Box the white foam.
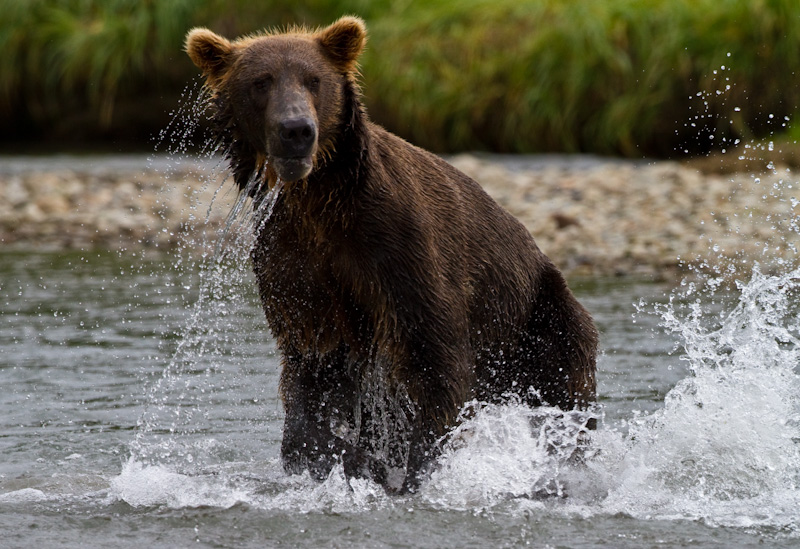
[110,458,250,509]
[421,403,595,509]
[0,488,48,503]
[593,265,800,531]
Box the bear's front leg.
[347,205,475,492]
[395,332,474,493]
[279,346,365,480]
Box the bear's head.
[185,17,367,184]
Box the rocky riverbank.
[0,156,235,253]
[1,154,797,277]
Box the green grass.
[2,0,800,155]
[361,0,800,155]
[1,1,194,123]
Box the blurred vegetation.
[2,0,800,156]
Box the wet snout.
[265,74,320,182]
[278,117,317,158]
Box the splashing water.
[594,264,800,532]
[214,174,284,260]
[129,171,285,471]
[421,403,597,508]
[128,80,287,474]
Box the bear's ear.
[185,28,235,87]
[315,16,367,73]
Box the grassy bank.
[2,0,799,156]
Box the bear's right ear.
[185,28,235,87]
[315,16,367,73]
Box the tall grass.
[2,0,800,155]
[0,0,197,128]
[362,0,800,155]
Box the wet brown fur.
[185,16,598,493]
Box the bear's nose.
[278,117,317,157]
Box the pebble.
[0,154,798,277]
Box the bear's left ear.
[315,16,367,73]
[185,27,236,88]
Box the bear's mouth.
[273,156,314,182]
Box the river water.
[1,226,799,547]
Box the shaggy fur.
[186,16,598,493]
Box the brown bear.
[185,16,597,493]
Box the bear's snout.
[278,117,317,158]
[271,116,318,181]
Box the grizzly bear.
[185,16,597,493]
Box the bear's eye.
[253,76,273,92]
[306,76,321,93]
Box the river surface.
[1,242,798,547]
